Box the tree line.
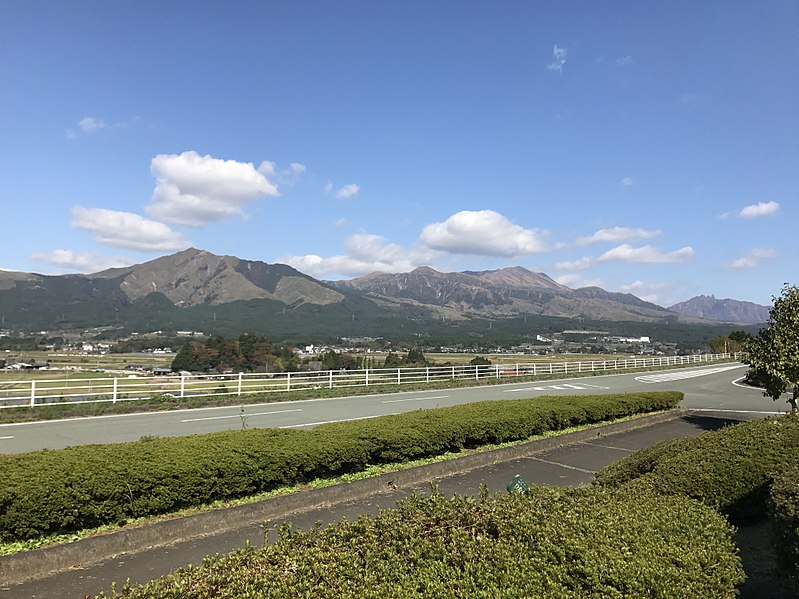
[171,334,300,373]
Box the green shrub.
[0,391,681,542]
[770,465,799,580]
[101,486,743,599]
[595,414,799,522]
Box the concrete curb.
[0,409,683,586]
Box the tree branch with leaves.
[744,284,799,412]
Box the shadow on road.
[680,413,745,432]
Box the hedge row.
[0,391,682,542]
[594,414,799,522]
[770,465,799,579]
[100,486,743,599]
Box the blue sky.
[1,1,796,307]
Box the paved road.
[0,362,782,454]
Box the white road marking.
[0,435,13,440]
[528,456,595,474]
[382,395,449,404]
[505,383,610,393]
[280,413,402,429]
[635,364,743,383]
[181,409,302,423]
[689,408,785,415]
[579,441,635,453]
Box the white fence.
[0,353,736,409]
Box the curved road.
[0,363,783,454]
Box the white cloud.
[324,182,361,199]
[71,206,191,252]
[548,44,567,73]
[576,226,661,246]
[554,274,605,289]
[282,233,436,278]
[555,257,596,271]
[739,201,780,218]
[337,183,360,199]
[260,161,306,186]
[599,244,694,263]
[556,244,694,271]
[616,280,671,304]
[67,115,142,138]
[420,210,548,257]
[728,247,779,269]
[616,56,634,67]
[621,177,634,187]
[79,116,106,133]
[30,249,134,273]
[145,151,279,226]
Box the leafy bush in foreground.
[770,465,799,580]
[0,391,681,542]
[101,486,743,599]
[594,414,799,522]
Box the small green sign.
[506,474,529,495]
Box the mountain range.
[667,295,771,324]
[0,249,768,342]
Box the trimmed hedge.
[0,391,681,542]
[770,465,799,579]
[100,486,743,599]
[594,414,799,522]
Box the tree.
[744,284,799,412]
[469,356,492,366]
[383,351,402,368]
[171,343,199,372]
[404,348,428,367]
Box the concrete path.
[0,411,749,598]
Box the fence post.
[238,372,243,396]
[287,372,291,391]
[180,374,186,398]
[549,362,553,374]
[426,367,430,383]
[516,363,519,376]
[475,365,479,380]
[30,379,36,408]
[452,366,456,379]
[329,369,334,389]
[365,368,369,386]
[495,365,500,379]
[398,368,401,385]
[113,377,118,403]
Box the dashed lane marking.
[181,409,302,423]
[382,395,449,404]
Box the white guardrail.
[0,353,736,409]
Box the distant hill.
[668,295,770,324]
[0,249,732,343]
[333,265,678,322]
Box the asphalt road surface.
[0,362,783,454]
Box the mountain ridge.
[667,294,770,324]
[0,249,748,337]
